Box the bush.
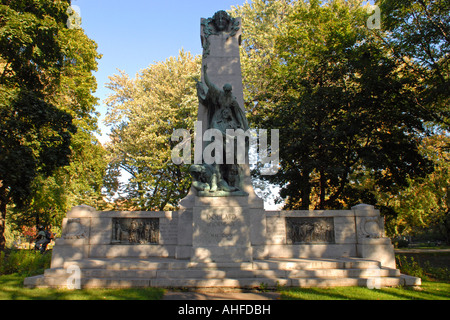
[423,262,450,282]
[396,254,450,281]
[0,249,51,276]
[396,255,428,279]
[393,239,410,248]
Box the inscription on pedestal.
[286,217,335,244]
[192,204,252,262]
[159,217,178,244]
[193,207,250,246]
[266,217,286,244]
[195,210,243,245]
[111,218,159,244]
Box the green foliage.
[0,249,51,276]
[0,0,104,246]
[7,133,107,231]
[234,0,435,210]
[383,135,450,239]
[396,255,450,282]
[0,89,76,205]
[0,0,68,91]
[396,255,428,279]
[105,50,201,211]
[377,0,450,128]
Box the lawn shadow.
[0,274,164,300]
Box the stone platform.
[23,197,421,289]
[24,256,419,289]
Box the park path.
[395,248,450,253]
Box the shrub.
[394,239,410,248]
[0,249,51,276]
[396,255,428,280]
[423,261,450,282]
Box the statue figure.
[212,10,230,32]
[128,219,139,244]
[191,64,249,196]
[189,163,235,192]
[200,10,240,58]
[198,64,249,134]
[190,10,248,197]
[113,220,122,242]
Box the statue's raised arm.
[203,64,219,94]
[196,64,220,106]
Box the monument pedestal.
[24,203,422,289]
[191,196,252,262]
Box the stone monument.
[24,10,419,289]
[179,10,262,264]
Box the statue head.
[212,10,231,32]
[222,108,231,119]
[223,83,232,94]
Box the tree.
[104,50,201,211]
[234,0,435,210]
[0,91,75,246]
[377,135,450,241]
[377,0,450,129]
[230,0,296,112]
[10,3,106,231]
[8,131,107,232]
[0,0,103,249]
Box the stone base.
[24,256,419,289]
[191,196,252,262]
[24,202,416,289]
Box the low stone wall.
[252,205,395,268]
[50,202,396,269]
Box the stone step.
[62,258,252,270]
[45,267,399,279]
[61,257,381,271]
[25,257,417,289]
[25,275,407,289]
[252,258,380,270]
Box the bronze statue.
[191,64,249,196]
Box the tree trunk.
[0,215,6,251]
[0,186,7,251]
[300,170,312,210]
[318,168,326,210]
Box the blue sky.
[72,0,250,142]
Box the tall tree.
[230,0,296,113]
[105,50,201,211]
[377,0,449,129]
[234,0,435,210]
[371,134,450,241]
[0,0,102,248]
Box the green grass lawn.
[0,273,448,300]
[279,281,450,300]
[0,274,164,300]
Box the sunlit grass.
[279,281,450,300]
[1,274,448,300]
[0,274,164,300]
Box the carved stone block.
[63,218,87,239]
[111,218,159,245]
[286,217,335,244]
